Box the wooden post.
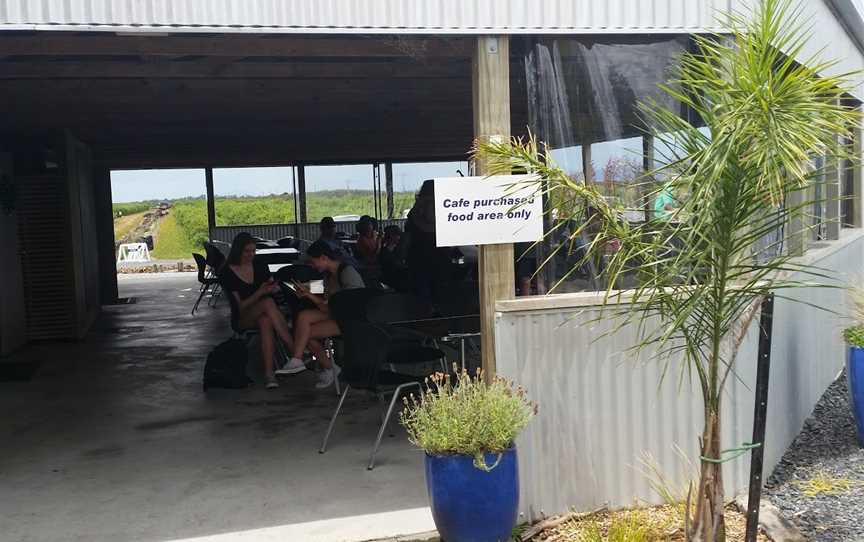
[385,162,394,219]
[473,35,514,379]
[204,167,216,240]
[94,165,119,304]
[297,164,307,224]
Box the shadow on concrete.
[0,273,430,542]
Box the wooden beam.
[0,58,471,80]
[473,36,513,381]
[1,102,473,121]
[93,164,118,304]
[95,144,469,170]
[0,77,473,96]
[0,35,472,58]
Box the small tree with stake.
[476,1,859,540]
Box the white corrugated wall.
[0,0,744,33]
[495,232,864,520]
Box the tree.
[476,1,859,540]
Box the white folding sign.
[117,243,151,264]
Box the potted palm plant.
[844,286,864,446]
[401,369,537,542]
[476,1,859,539]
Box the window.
[842,98,861,228]
[212,167,296,226]
[519,35,688,289]
[390,161,469,218]
[109,168,208,259]
[303,164,376,223]
[842,133,857,228]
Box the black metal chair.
[192,253,220,315]
[275,263,323,284]
[277,236,300,249]
[203,242,226,273]
[203,242,227,306]
[319,292,445,470]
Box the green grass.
[152,212,199,260]
[118,191,418,261]
[113,202,153,218]
[113,211,147,242]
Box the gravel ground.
[764,373,864,541]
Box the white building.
[0,0,862,536]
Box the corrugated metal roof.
[0,0,742,34]
[0,2,861,95]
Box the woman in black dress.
[221,233,297,389]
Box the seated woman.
[277,240,365,389]
[354,215,381,272]
[221,233,303,390]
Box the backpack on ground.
[203,338,251,391]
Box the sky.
[110,130,708,203]
[110,162,469,203]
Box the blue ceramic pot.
[848,346,864,446]
[424,448,519,542]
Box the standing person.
[220,233,299,390]
[515,242,537,296]
[653,184,677,221]
[380,225,410,291]
[406,180,451,301]
[277,240,365,389]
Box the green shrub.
[113,202,152,217]
[400,369,537,470]
[844,326,864,348]
[113,192,421,257]
[173,200,209,249]
[845,285,864,348]
[577,514,650,542]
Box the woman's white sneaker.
[315,365,341,389]
[275,358,307,375]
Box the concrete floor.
[0,273,433,542]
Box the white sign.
[434,175,543,247]
[117,243,151,264]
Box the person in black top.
[277,240,365,389]
[379,224,410,291]
[406,180,452,301]
[221,233,297,389]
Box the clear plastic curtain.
[520,36,687,290]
